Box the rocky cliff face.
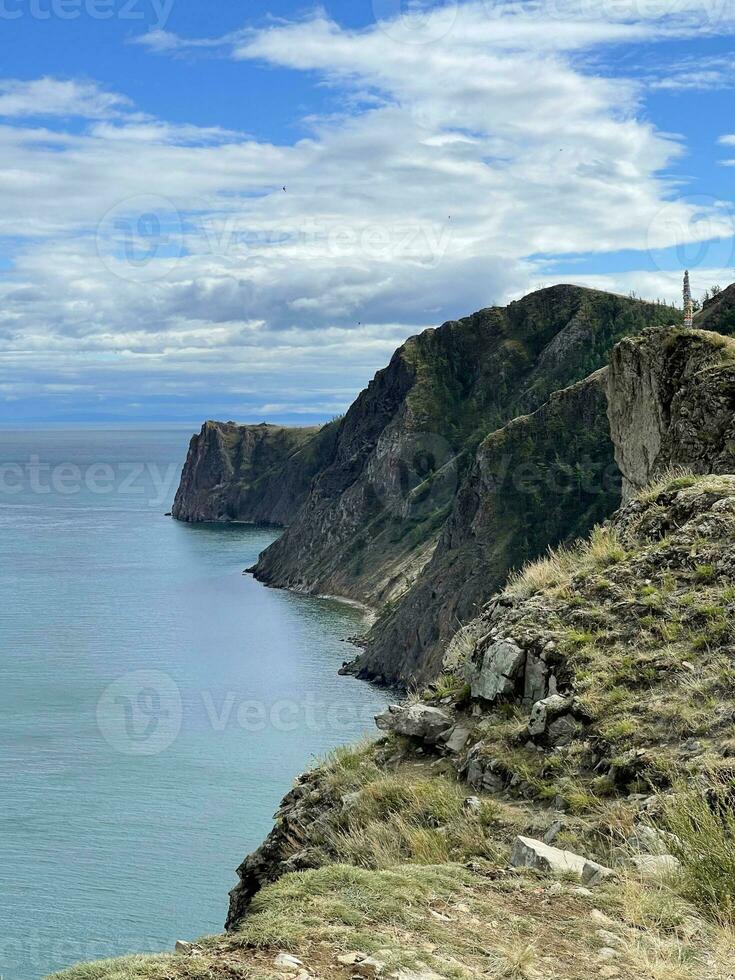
[172,420,337,524]
[251,286,675,608]
[608,328,735,500]
[346,370,621,686]
[354,320,735,687]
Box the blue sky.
[0,0,734,423]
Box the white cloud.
[2,1,735,419]
[647,54,735,91]
[0,77,132,119]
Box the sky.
[0,0,734,423]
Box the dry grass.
[505,525,627,598]
[324,773,507,868]
[661,774,735,925]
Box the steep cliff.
[251,286,675,607]
[172,420,337,524]
[347,370,621,686]
[607,327,735,500]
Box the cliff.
[172,420,337,524]
[250,286,675,610]
[347,320,735,686]
[346,370,620,686]
[607,328,735,500]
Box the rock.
[630,854,681,879]
[337,953,367,966]
[546,714,579,747]
[528,695,570,737]
[523,653,548,706]
[626,825,667,855]
[341,791,362,811]
[443,724,472,754]
[274,954,304,970]
[172,420,325,523]
[352,956,386,977]
[374,704,453,742]
[607,327,735,500]
[543,819,564,844]
[469,639,525,702]
[175,941,194,955]
[510,836,614,885]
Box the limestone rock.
[374,704,453,742]
[510,836,613,885]
[630,854,681,879]
[528,695,570,737]
[274,954,303,970]
[442,724,472,754]
[468,639,525,701]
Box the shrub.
[661,775,735,924]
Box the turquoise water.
[0,427,388,980]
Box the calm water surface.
[0,427,388,980]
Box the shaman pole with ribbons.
[683,270,694,329]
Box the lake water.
[0,427,388,980]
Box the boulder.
[523,653,548,706]
[468,639,525,701]
[174,941,196,955]
[510,836,613,885]
[337,953,367,966]
[442,724,472,754]
[274,954,303,970]
[546,714,579,747]
[375,704,453,742]
[630,854,681,879]
[527,695,571,737]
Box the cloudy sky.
[1,0,734,423]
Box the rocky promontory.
[172,420,336,524]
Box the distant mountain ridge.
[173,284,692,684]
